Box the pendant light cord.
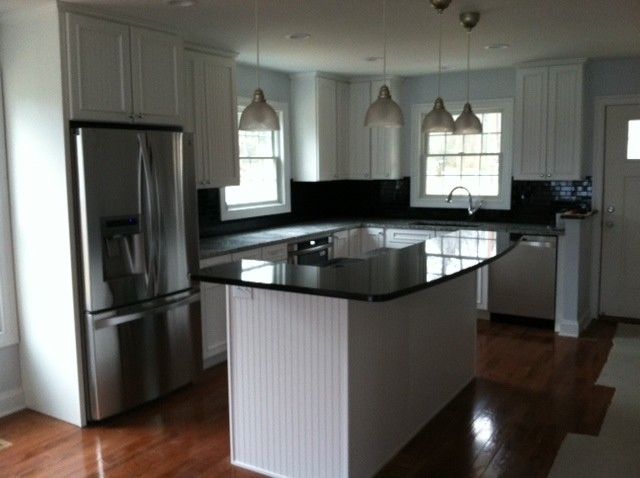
[382,0,387,83]
[466,31,470,102]
[437,9,443,98]
[255,0,260,89]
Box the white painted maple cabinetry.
[200,244,287,367]
[291,74,350,181]
[65,13,183,125]
[184,49,239,188]
[513,60,585,180]
[349,78,402,180]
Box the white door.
[65,13,133,122]
[349,82,371,179]
[184,52,208,186]
[317,77,338,180]
[130,27,183,125]
[600,103,640,319]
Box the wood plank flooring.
[0,320,616,477]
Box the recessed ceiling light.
[366,56,383,62]
[167,0,197,6]
[286,33,311,40]
[485,43,510,50]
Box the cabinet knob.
[136,114,143,119]
[539,173,545,178]
[129,114,135,120]
[607,205,616,214]
[546,173,552,178]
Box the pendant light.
[454,12,483,134]
[422,0,454,134]
[364,0,404,128]
[239,0,280,131]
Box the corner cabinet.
[65,13,183,126]
[348,78,402,180]
[184,49,239,188]
[291,74,350,182]
[513,60,585,180]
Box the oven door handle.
[287,243,333,257]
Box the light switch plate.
[233,286,253,299]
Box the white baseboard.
[203,350,227,370]
[0,387,25,419]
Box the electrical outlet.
[0,439,13,451]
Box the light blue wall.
[400,68,515,176]
[236,63,291,104]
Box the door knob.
[607,205,616,213]
[605,221,614,228]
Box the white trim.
[0,388,25,418]
[410,98,514,211]
[0,72,19,348]
[220,98,291,221]
[590,94,640,318]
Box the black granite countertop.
[199,219,561,260]
[193,229,518,302]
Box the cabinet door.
[546,64,584,180]
[65,13,133,122]
[336,81,350,180]
[262,244,288,262]
[349,82,372,179]
[332,231,350,258]
[370,80,402,179]
[361,227,385,253]
[513,67,549,180]
[231,248,263,261]
[317,77,338,180]
[130,27,183,125]
[200,255,231,365]
[184,52,209,187]
[348,228,362,257]
[203,55,239,187]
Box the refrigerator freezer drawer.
[85,291,201,421]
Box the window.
[220,99,290,221]
[627,119,640,160]
[411,99,513,210]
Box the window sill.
[220,202,292,221]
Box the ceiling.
[12,0,640,76]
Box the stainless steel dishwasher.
[488,235,557,321]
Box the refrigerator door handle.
[137,133,158,295]
[89,290,200,330]
[145,139,163,293]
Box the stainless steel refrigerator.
[73,126,201,421]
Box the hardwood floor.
[0,320,616,477]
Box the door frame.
[590,94,640,317]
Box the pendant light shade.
[454,11,482,134]
[365,0,404,128]
[422,97,455,133]
[239,88,280,131]
[239,0,279,131]
[423,0,454,134]
[366,86,404,128]
[455,102,482,134]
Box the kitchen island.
[193,229,517,477]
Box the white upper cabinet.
[336,81,351,179]
[291,74,347,182]
[184,49,239,188]
[130,27,183,125]
[349,81,372,179]
[65,13,183,126]
[513,60,585,180]
[65,13,133,122]
[348,79,402,180]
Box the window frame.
[410,98,514,210]
[219,97,291,221]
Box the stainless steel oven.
[287,237,334,265]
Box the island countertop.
[192,229,518,302]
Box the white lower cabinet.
[332,230,350,257]
[477,266,489,312]
[200,254,232,367]
[348,228,362,257]
[261,243,288,262]
[231,248,263,261]
[360,227,385,254]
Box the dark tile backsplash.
[198,177,592,238]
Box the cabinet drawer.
[385,229,435,248]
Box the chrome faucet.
[445,186,485,216]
